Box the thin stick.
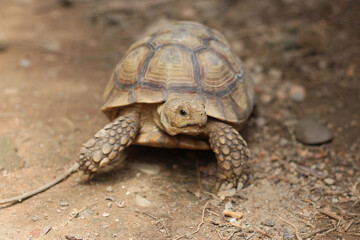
[304,226,333,238]
[215,227,224,239]
[318,208,343,222]
[173,200,210,240]
[245,232,256,240]
[225,229,236,240]
[276,214,302,240]
[136,210,171,237]
[230,223,271,238]
[191,200,209,235]
[64,200,99,226]
[344,219,355,231]
[0,163,79,205]
[319,227,336,236]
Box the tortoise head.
[159,98,207,136]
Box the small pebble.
[332,198,339,203]
[229,218,238,224]
[253,64,263,73]
[43,225,52,235]
[256,117,266,127]
[311,195,321,202]
[217,188,236,197]
[126,186,144,195]
[276,89,287,100]
[224,201,233,211]
[102,213,110,217]
[279,138,289,146]
[20,58,31,68]
[295,118,333,145]
[135,194,151,207]
[31,216,39,222]
[260,94,273,104]
[269,68,282,80]
[289,85,306,102]
[107,202,112,208]
[59,201,70,206]
[283,232,296,240]
[324,178,335,185]
[262,219,275,227]
[65,234,83,240]
[106,186,113,192]
[129,163,161,175]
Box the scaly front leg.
[78,110,140,179]
[206,120,251,191]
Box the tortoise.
[77,21,255,190]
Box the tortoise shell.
[102,21,254,127]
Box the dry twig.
[136,210,170,237]
[318,208,344,222]
[225,229,236,240]
[64,201,99,226]
[344,219,355,231]
[0,163,79,205]
[173,200,210,240]
[276,214,302,240]
[230,223,271,238]
[304,226,333,238]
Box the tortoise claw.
[207,120,251,193]
[77,111,139,177]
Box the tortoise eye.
[179,109,188,116]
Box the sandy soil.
[0,0,359,239]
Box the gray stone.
[256,117,267,127]
[262,219,275,227]
[295,119,333,145]
[324,178,335,185]
[217,188,236,197]
[135,194,151,207]
[129,163,161,175]
[224,201,233,211]
[59,201,69,206]
[105,186,113,192]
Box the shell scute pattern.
[102,22,254,125]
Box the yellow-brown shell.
[102,21,254,126]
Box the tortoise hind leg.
[78,110,140,179]
[206,120,251,192]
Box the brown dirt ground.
[0,0,359,239]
